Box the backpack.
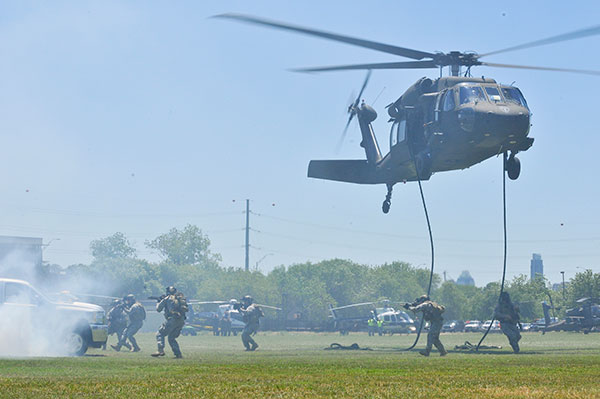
[432,302,445,315]
[175,293,189,314]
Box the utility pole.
[443,271,447,282]
[245,199,250,272]
[561,271,565,300]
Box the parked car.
[442,320,465,332]
[464,320,482,332]
[481,320,501,332]
[520,322,531,332]
[0,278,108,356]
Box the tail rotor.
[336,70,371,152]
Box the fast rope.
[476,152,509,351]
[403,152,435,351]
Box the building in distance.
[530,253,544,280]
[456,270,475,286]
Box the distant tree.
[90,232,136,259]
[568,269,600,305]
[145,224,221,266]
[436,281,468,320]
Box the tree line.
[41,224,600,325]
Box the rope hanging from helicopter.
[402,147,435,351]
[476,152,509,351]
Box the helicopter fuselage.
[381,76,532,182]
[308,76,533,187]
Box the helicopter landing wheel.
[382,200,391,214]
[382,184,393,214]
[506,154,521,180]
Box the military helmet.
[242,295,254,305]
[124,294,135,302]
[416,295,430,304]
[166,286,177,295]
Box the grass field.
[0,331,599,398]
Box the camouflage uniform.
[105,301,127,350]
[494,292,521,353]
[240,302,264,351]
[153,291,188,358]
[118,301,146,352]
[408,297,447,356]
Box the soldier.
[494,292,521,353]
[151,286,189,359]
[405,295,448,357]
[221,311,232,336]
[112,294,146,352]
[238,295,264,351]
[104,299,128,350]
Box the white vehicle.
[0,278,108,356]
[481,319,501,332]
[464,320,482,332]
[376,306,417,334]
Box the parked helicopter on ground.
[184,299,282,335]
[542,297,600,334]
[216,14,600,213]
[328,300,416,335]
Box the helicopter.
[328,300,416,335]
[216,14,600,213]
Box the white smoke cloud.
[0,250,109,357]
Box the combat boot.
[250,343,259,351]
[440,349,448,357]
[131,346,141,352]
[174,353,183,359]
[122,342,132,351]
[151,351,165,357]
[111,344,121,352]
[419,350,430,357]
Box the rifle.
[148,294,167,302]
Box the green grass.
[0,332,599,398]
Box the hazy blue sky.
[1,1,599,286]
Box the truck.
[0,278,108,356]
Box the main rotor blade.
[480,24,600,58]
[481,61,600,76]
[214,13,435,60]
[292,60,437,72]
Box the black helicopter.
[216,14,600,213]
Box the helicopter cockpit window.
[501,87,529,109]
[442,89,456,111]
[484,86,503,103]
[459,86,485,105]
[390,119,406,148]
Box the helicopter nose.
[479,107,530,138]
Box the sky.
[1,1,599,286]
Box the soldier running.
[151,286,188,359]
[112,294,146,352]
[405,295,448,357]
[104,299,127,350]
[494,292,522,353]
[238,295,264,351]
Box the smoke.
[0,250,110,357]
